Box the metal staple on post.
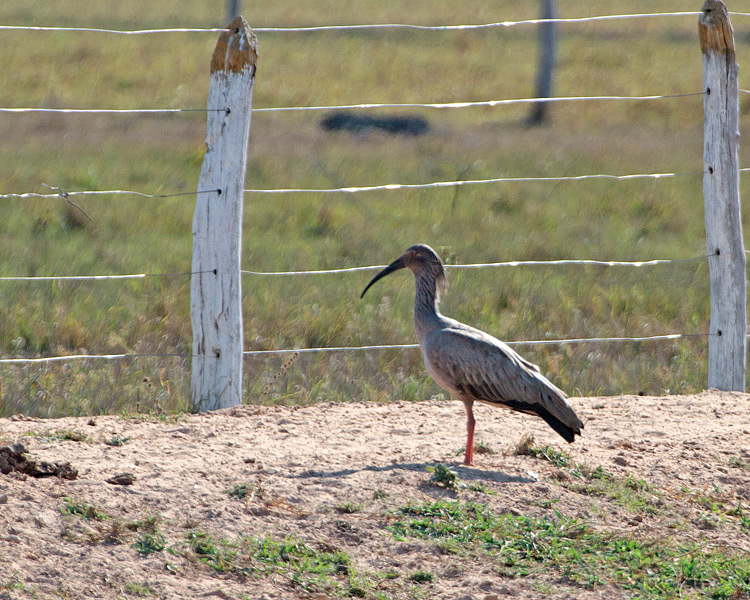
[699,0,746,391]
[191,17,258,410]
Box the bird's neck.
[413,271,444,343]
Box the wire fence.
[0,334,715,365]
[0,9,739,384]
[0,91,708,115]
[1,11,749,36]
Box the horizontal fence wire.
[0,168,710,202]
[243,170,705,194]
[0,353,194,364]
[0,92,706,115]
[0,271,212,282]
[242,254,714,276]
[0,107,224,114]
[4,12,749,37]
[0,255,712,282]
[252,93,706,113]
[0,333,712,364]
[0,189,220,200]
[242,334,712,356]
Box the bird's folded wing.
[425,326,579,427]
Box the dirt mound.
[0,391,748,599]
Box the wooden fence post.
[527,0,557,126]
[191,16,257,411]
[699,0,746,391]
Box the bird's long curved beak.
[360,256,405,298]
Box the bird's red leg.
[463,398,475,466]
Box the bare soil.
[1,391,749,599]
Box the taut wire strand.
[241,334,709,356]
[1,13,726,36]
[241,254,713,276]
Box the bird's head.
[360,244,446,298]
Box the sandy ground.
[0,390,749,599]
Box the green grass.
[335,501,364,514]
[133,532,167,556]
[176,531,369,597]
[59,497,107,521]
[389,499,750,599]
[227,482,255,500]
[2,1,750,415]
[123,582,156,597]
[517,436,663,514]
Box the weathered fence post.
[527,0,557,126]
[191,16,257,410]
[226,0,241,23]
[699,0,746,391]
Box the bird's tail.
[537,389,584,443]
[538,410,581,443]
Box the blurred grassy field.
[1,1,750,417]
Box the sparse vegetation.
[454,440,495,457]
[389,499,750,599]
[517,436,662,514]
[123,582,156,597]
[46,430,90,442]
[132,532,167,556]
[427,463,493,494]
[514,434,572,468]
[176,531,369,596]
[227,482,255,500]
[408,570,435,584]
[427,463,463,490]
[104,435,130,446]
[335,501,364,514]
[59,497,106,521]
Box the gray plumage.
[361,244,583,466]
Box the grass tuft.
[59,497,106,521]
[132,532,166,556]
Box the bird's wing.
[424,325,583,431]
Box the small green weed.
[186,531,237,572]
[567,471,659,515]
[455,440,495,457]
[409,570,435,584]
[535,497,560,510]
[123,582,156,596]
[60,497,106,521]
[0,574,30,593]
[678,486,749,531]
[514,434,571,468]
[132,532,166,556]
[126,515,160,532]
[49,430,89,442]
[103,435,130,446]
[335,501,364,514]
[227,483,255,500]
[728,456,750,471]
[427,463,493,494]
[427,463,463,490]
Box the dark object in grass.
[0,443,78,480]
[321,111,430,136]
[106,473,136,486]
